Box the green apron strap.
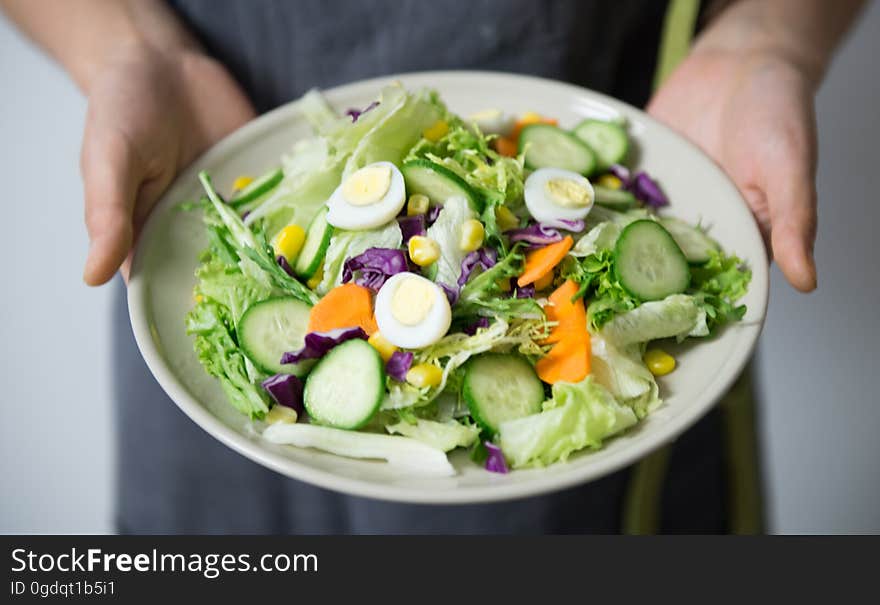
[621,0,700,536]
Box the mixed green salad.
[185,84,750,476]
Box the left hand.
[648,47,818,292]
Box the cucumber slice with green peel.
[594,185,637,210]
[401,159,480,211]
[239,297,313,375]
[614,220,690,301]
[572,120,629,168]
[659,217,720,264]
[304,339,385,429]
[519,124,597,176]
[463,353,545,436]
[293,207,333,279]
[229,167,284,208]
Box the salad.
[184,84,750,477]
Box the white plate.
[128,71,768,504]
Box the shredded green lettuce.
[385,418,479,451]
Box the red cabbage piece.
[507,223,563,246]
[342,247,408,291]
[439,283,459,305]
[279,327,367,364]
[385,351,414,382]
[484,441,509,474]
[607,164,668,208]
[631,171,669,208]
[457,247,498,287]
[345,100,379,123]
[426,205,442,226]
[261,374,304,415]
[463,317,490,335]
[541,218,585,232]
[276,255,295,277]
[397,215,426,244]
[514,284,535,299]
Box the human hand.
[80,43,255,285]
[648,48,818,292]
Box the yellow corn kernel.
[407,194,430,216]
[496,278,512,293]
[459,219,485,252]
[520,111,543,123]
[406,363,443,388]
[423,120,449,142]
[534,271,554,291]
[306,262,324,289]
[233,175,254,191]
[597,174,622,190]
[644,349,676,376]
[273,224,306,262]
[408,236,440,266]
[368,331,398,363]
[494,205,519,231]
[265,405,298,425]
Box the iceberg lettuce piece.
[498,376,637,468]
[590,334,661,419]
[317,221,402,295]
[426,195,478,289]
[599,294,703,347]
[570,221,621,257]
[385,419,479,452]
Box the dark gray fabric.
[114,0,732,534]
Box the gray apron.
[113,0,754,534]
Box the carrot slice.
[494,136,519,158]
[517,236,573,287]
[542,280,586,344]
[536,333,591,384]
[307,283,378,335]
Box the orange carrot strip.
[542,280,586,345]
[536,333,591,384]
[494,136,519,158]
[307,283,378,335]
[517,236,573,287]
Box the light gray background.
[1,4,877,534]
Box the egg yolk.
[341,164,392,206]
[391,277,436,326]
[545,178,591,208]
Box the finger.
[81,126,141,286]
[766,156,818,292]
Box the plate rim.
[128,70,769,504]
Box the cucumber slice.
[659,217,720,264]
[594,185,637,210]
[293,207,333,279]
[519,124,597,176]
[463,353,545,436]
[304,339,385,429]
[614,220,690,301]
[230,167,283,208]
[239,297,313,375]
[401,159,480,211]
[572,120,629,168]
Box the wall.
[1,3,878,534]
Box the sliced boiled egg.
[326,161,406,230]
[374,272,452,349]
[524,167,595,224]
[468,108,514,136]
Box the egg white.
[468,108,514,136]
[374,272,452,349]
[326,161,406,230]
[524,167,595,224]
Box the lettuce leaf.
[690,250,751,331]
[385,419,479,451]
[498,376,637,468]
[599,294,705,347]
[185,301,269,419]
[455,245,543,320]
[317,221,402,295]
[590,334,661,419]
[425,195,478,289]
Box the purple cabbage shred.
[385,351,414,382]
[457,247,498,287]
[397,215,426,244]
[344,101,379,123]
[276,255,296,277]
[463,317,490,335]
[260,374,304,416]
[342,247,408,291]
[279,327,367,365]
[484,441,509,474]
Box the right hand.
[80,43,255,285]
